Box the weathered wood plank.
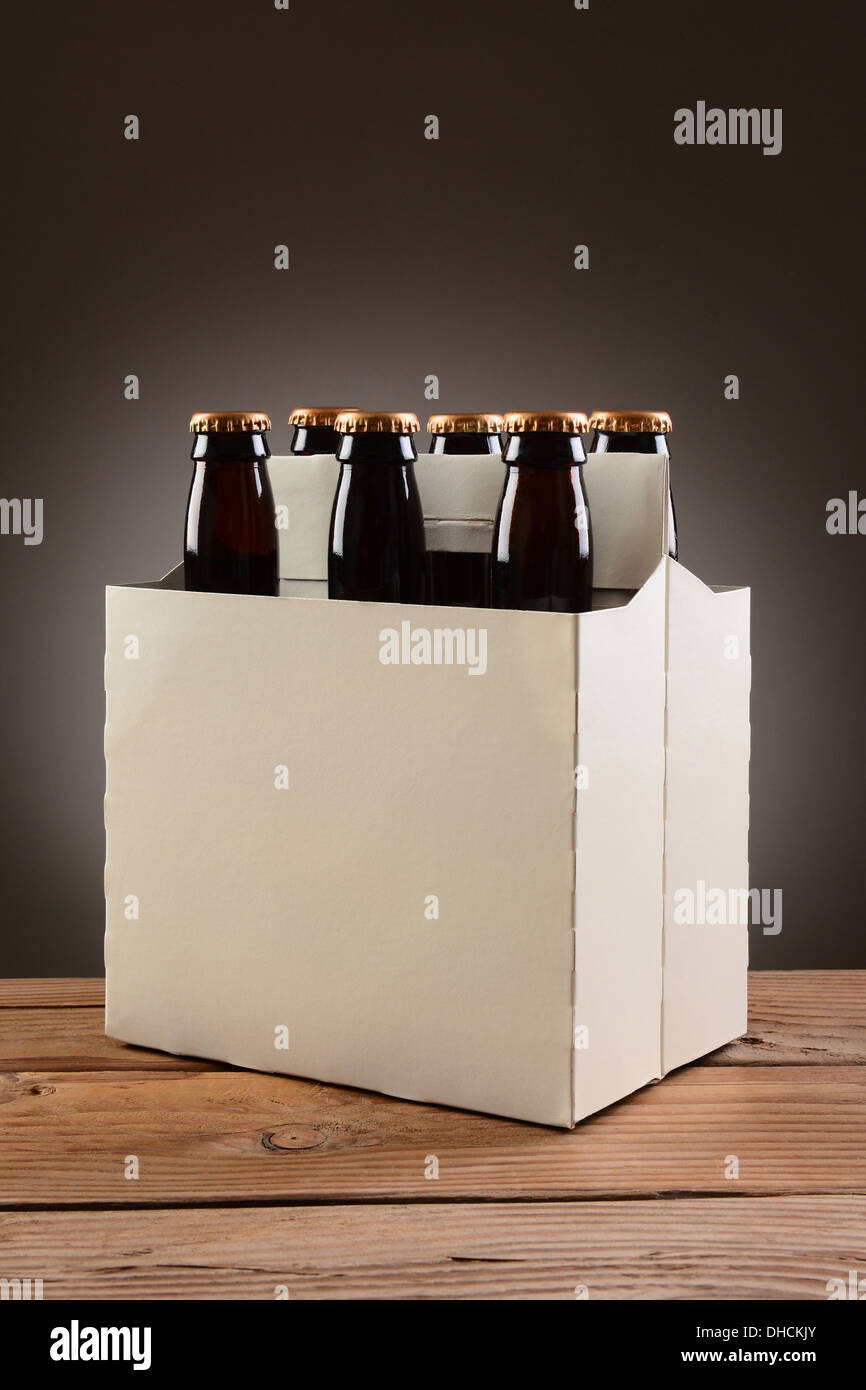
[2,973,862,1067]
[0,1009,220,1072]
[0,1197,861,1299]
[0,980,104,1007]
[710,971,866,1066]
[1,1066,863,1206]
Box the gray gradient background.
[1,0,862,974]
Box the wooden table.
[1,973,863,1300]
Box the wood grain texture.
[1,1064,863,1206]
[1,972,863,1301]
[0,1197,862,1299]
[1,973,863,1070]
[0,979,104,1007]
[0,1008,220,1072]
[711,971,866,1066]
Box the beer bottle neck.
[503,432,586,466]
[191,431,270,463]
[337,434,418,464]
[429,433,502,455]
[591,430,670,457]
[290,425,342,455]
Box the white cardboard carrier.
[104,451,750,1128]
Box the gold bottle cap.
[589,409,672,434]
[502,410,589,434]
[189,411,271,434]
[335,410,420,434]
[288,406,361,429]
[426,411,504,434]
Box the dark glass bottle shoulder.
[337,433,417,464]
[429,433,502,455]
[590,429,669,456]
[491,431,592,613]
[290,424,343,456]
[191,429,271,463]
[503,431,587,465]
[328,432,426,603]
[184,430,278,596]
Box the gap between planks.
[2,1065,864,1206]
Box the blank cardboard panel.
[105,589,578,1127]
[270,454,338,581]
[573,564,667,1120]
[662,561,751,1072]
[582,453,669,591]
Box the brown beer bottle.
[425,411,504,609]
[328,411,426,603]
[288,405,360,456]
[184,411,278,596]
[588,409,677,560]
[491,411,592,613]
